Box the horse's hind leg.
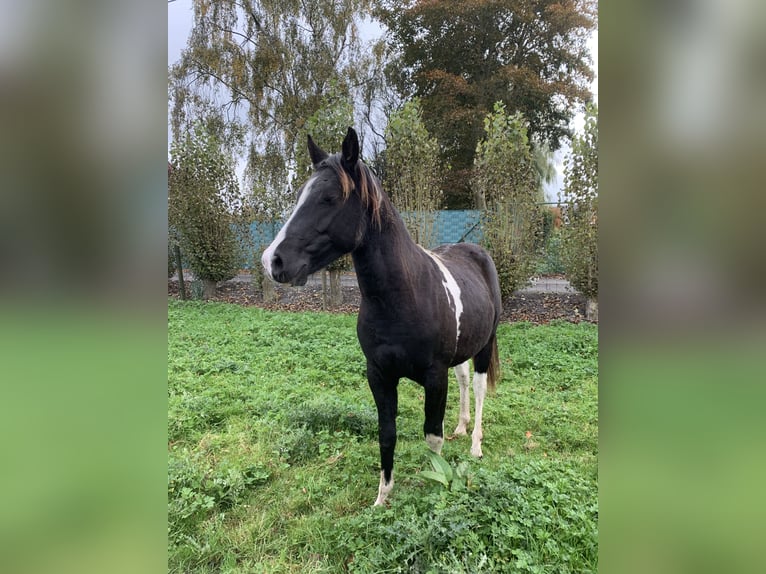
[470,337,495,458]
[452,361,471,435]
[470,371,488,457]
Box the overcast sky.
[167,0,598,201]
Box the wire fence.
[173,204,589,296]
[244,205,573,268]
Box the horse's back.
[431,243,501,310]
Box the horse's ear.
[341,127,359,171]
[307,134,328,166]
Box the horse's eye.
[320,194,336,205]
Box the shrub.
[168,123,250,296]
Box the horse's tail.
[486,335,500,393]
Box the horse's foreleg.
[423,369,449,455]
[368,363,398,506]
[452,361,471,435]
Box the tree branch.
[219,27,258,48]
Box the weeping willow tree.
[473,102,541,300]
[169,0,385,198]
[383,99,443,247]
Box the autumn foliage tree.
[560,103,598,319]
[168,123,250,299]
[377,0,596,207]
[473,103,541,300]
[383,99,443,247]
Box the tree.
[168,123,250,299]
[376,0,596,208]
[473,102,541,300]
[560,102,597,319]
[297,81,356,176]
[245,138,287,303]
[383,99,443,247]
[300,83,356,309]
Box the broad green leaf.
[427,451,453,482]
[418,470,449,487]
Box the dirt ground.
[168,276,591,325]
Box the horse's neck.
[351,203,424,302]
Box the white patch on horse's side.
[373,470,394,506]
[261,175,318,277]
[453,361,471,436]
[471,372,488,458]
[421,248,463,346]
[425,433,444,455]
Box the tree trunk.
[321,270,328,310]
[202,278,217,300]
[586,298,598,322]
[173,244,187,300]
[261,270,277,303]
[474,189,487,210]
[323,269,343,309]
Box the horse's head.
[261,127,370,286]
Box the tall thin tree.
[383,99,443,248]
[560,103,598,319]
[473,102,541,300]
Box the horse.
[262,127,502,506]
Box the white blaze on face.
[422,248,463,345]
[261,175,318,277]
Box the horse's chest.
[357,311,453,378]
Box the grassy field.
[168,301,598,573]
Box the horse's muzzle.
[268,252,308,286]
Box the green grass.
[168,300,598,573]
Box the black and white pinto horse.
[262,128,502,505]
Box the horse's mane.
[326,155,387,230]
